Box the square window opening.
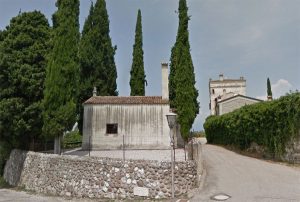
[106,123,118,134]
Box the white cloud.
[272,79,293,98]
[256,79,293,100]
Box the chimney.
[161,62,169,100]
[219,74,224,81]
[93,86,97,96]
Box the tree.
[0,11,50,173]
[130,9,146,96]
[169,0,199,140]
[78,0,118,134]
[43,0,80,154]
[267,77,272,98]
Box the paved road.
[0,189,108,202]
[192,144,300,202]
[0,189,67,202]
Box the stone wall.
[4,150,198,200]
[187,139,203,185]
[283,132,300,163]
[209,75,246,115]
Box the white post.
[54,134,61,154]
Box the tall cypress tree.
[130,9,146,96]
[0,11,50,172]
[169,0,199,140]
[0,11,50,149]
[78,0,118,133]
[267,77,272,98]
[43,0,80,154]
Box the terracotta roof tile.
[84,96,169,105]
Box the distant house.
[82,63,184,150]
[209,74,262,116]
[215,94,262,115]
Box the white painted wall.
[82,104,171,149]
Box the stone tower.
[209,74,246,115]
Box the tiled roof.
[84,96,169,105]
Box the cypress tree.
[169,0,199,140]
[130,9,146,96]
[43,0,80,154]
[267,77,272,98]
[78,0,118,133]
[0,11,50,172]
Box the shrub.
[0,176,10,188]
[63,130,82,149]
[204,92,300,159]
[0,142,11,176]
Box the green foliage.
[78,0,118,133]
[267,77,272,97]
[0,141,11,175]
[169,0,199,140]
[43,0,80,139]
[191,130,206,138]
[0,176,10,188]
[63,130,81,149]
[204,93,300,159]
[0,11,50,172]
[130,9,146,96]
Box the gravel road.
[192,143,300,202]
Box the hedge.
[204,92,300,159]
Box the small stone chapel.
[82,63,184,150]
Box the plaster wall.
[82,104,170,150]
[218,97,260,115]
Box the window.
[106,124,118,134]
[212,89,215,94]
[223,89,226,93]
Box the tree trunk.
[54,135,61,154]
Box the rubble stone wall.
[4,150,198,199]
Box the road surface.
[192,143,300,202]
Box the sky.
[0,0,299,130]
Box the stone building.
[82,63,184,150]
[215,94,262,115]
[209,74,261,115]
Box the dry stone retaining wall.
[4,150,198,200]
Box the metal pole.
[170,128,174,199]
[89,135,91,157]
[123,134,125,161]
[184,140,186,161]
